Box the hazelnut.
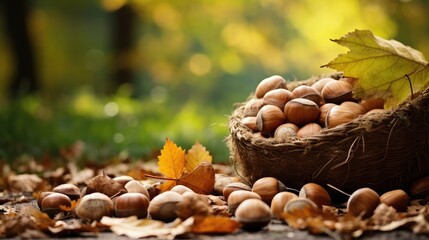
[223,182,252,201]
[243,99,264,117]
[170,185,194,195]
[76,192,114,221]
[124,180,150,199]
[318,103,337,127]
[41,192,72,218]
[113,175,135,186]
[144,183,158,200]
[360,98,385,112]
[148,191,183,222]
[284,98,320,127]
[227,190,261,215]
[214,174,240,195]
[274,123,299,140]
[299,183,332,208]
[291,85,322,105]
[340,101,366,115]
[321,80,353,104]
[296,123,322,138]
[326,105,359,128]
[241,117,258,132]
[365,109,386,115]
[311,77,336,93]
[52,183,81,201]
[270,192,298,219]
[409,176,429,199]
[255,75,287,98]
[380,189,409,212]
[114,192,150,218]
[284,198,319,217]
[256,105,285,136]
[263,89,294,110]
[235,199,271,231]
[252,177,287,205]
[37,191,54,209]
[347,188,380,218]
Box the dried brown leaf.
[191,216,240,234]
[177,162,215,194]
[7,174,44,192]
[86,172,127,197]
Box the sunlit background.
[1,0,428,165]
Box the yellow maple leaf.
[185,141,212,173]
[158,138,186,179]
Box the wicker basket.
[228,74,429,195]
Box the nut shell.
[125,180,150,199]
[409,176,429,199]
[347,188,380,218]
[255,75,287,98]
[243,99,264,117]
[241,117,258,132]
[113,175,135,186]
[41,192,72,218]
[228,190,261,215]
[318,103,336,127]
[76,192,114,221]
[292,85,322,105]
[235,199,271,231]
[321,80,353,104]
[311,77,336,93]
[115,192,150,218]
[148,191,183,222]
[326,105,359,128]
[52,184,81,201]
[252,177,287,205]
[256,105,285,136]
[380,189,409,212]
[296,123,322,138]
[223,182,252,201]
[284,98,320,126]
[263,89,294,110]
[270,192,298,219]
[299,183,332,208]
[274,123,299,140]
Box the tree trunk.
[2,0,39,98]
[111,4,135,95]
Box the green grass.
[0,90,232,167]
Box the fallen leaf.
[324,29,429,108]
[7,174,44,192]
[177,162,215,194]
[85,172,127,197]
[101,216,192,239]
[158,139,186,191]
[191,216,240,234]
[185,141,212,173]
[158,138,186,179]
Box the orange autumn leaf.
[185,141,212,173]
[177,162,215,194]
[59,200,78,212]
[158,138,186,179]
[191,216,240,234]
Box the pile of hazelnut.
[241,75,385,138]
[37,173,429,231]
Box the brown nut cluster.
[241,75,385,139]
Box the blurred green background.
[1,0,428,166]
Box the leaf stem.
[145,173,178,181]
[405,74,414,100]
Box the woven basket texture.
[228,75,429,194]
